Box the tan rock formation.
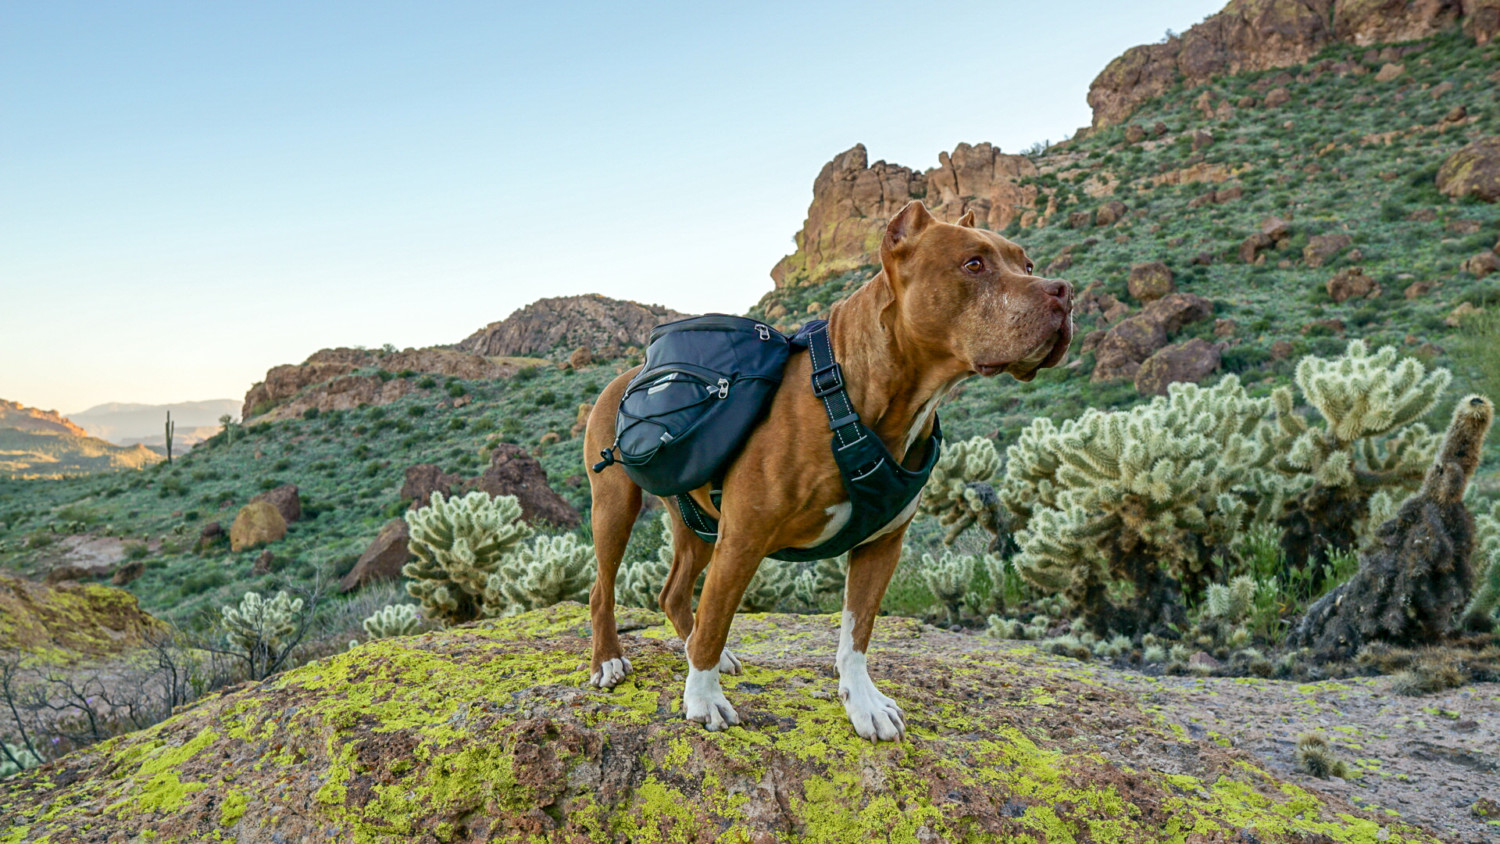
[0,400,89,437]
[1437,136,1500,202]
[770,143,1039,287]
[456,294,681,359]
[229,500,288,552]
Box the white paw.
[682,665,740,731]
[838,652,906,742]
[589,656,632,689]
[718,646,744,675]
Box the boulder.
[1325,267,1380,302]
[1239,232,1272,263]
[1303,233,1353,267]
[250,484,301,525]
[229,501,287,552]
[111,560,145,586]
[1436,137,1500,202]
[1373,62,1405,82]
[1404,280,1440,299]
[1142,292,1214,334]
[1462,251,1499,278]
[338,519,412,593]
[252,550,277,576]
[469,444,581,528]
[1094,200,1127,227]
[401,464,466,509]
[1124,123,1146,143]
[44,565,95,585]
[567,346,594,369]
[1191,129,1214,151]
[1447,302,1484,327]
[570,403,593,439]
[1134,339,1223,396]
[1260,216,1291,242]
[0,604,1439,844]
[196,521,224,553]
[1271,339,1295,360]
[1127,261,1174,303]
[1091,316,1167,382]
[1264,87,1291,107]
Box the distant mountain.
[69,399,240,451]
[0,400,162,478]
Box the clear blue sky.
[0,0,1223,414]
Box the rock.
[1303,233,1353,267]
[1191,129,1214,151]
[1443,104,1468,123]
[1373,62,1405,82]
[570,403,593,439]
[1214,185,1243,203]
[770,143,1039,286]
[1074,283,1129,327]
[1406,207,1438,222]
[1264,87,1291,107]
[1446,302,1484,327]
[1092,316,1167,382]
[0,573,165,659]
[252,550,276,576]
[338,519,412,593]
[111,560,145,586]
[1446,219,1483,235]
[0,604,1436,844]
[1213,318,1238,338]
[1336,0,1463,46]
[243,348,511,422]
[1142,292,1215,334]
[1462,251,1499,277]
[1325,267,1380,302]
[1124,123,1146,143]
[1187,651,1222,671]
[1127,261,1174,303]
[44,565,95,585]
[1436,137,1500,202]
[1067,210,1092,230]
[457,295,682,359]
[250,484,301,525]
[401,464,466,510]
[229,501,287,552]
[1193,252,1216,266]
[1271,339,1295,361]
[1094,200,1127,227]
[1151,121,1167,137]
[1404,280,1439,299]
[1467,1,1500,44]
[1261,216,1291,241]
[197,521,224,553]
[537,431,562,447]
[1302,318,1347,336]
[566,346,594,369]
[1239,232,1272,263]
[469,444,581,528]
[1134,339,1222,396]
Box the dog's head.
[878,200,1072,382]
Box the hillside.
[69,399,240,451]
[0,401,163,479]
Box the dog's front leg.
[838,530,908,742]
[681,535,763,731]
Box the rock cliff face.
[0,400,88,437]
[0,604,1444,843]
[241,348,516,421]
[771,143,1039,288]
[456,294,682,359]
[1086,0,1500,128]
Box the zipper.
[716,378,730,398]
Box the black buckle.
[811,362,844,398]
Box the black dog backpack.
[592,316,941,560]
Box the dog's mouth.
[973,319,1074,382]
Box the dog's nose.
[1037,278,1072,310]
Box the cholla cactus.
[403,491,533,626]
[483,533,595,616]
[1204,575,1259,622]
[920,549,979,624]
[920,437,1012,550]
[740,559,797,612]
[221,590,304,679]
[791,555,846,611]
[1,743,41,778]
[1006,377,1280,633]
[1461,500,1500,629]
[1272,340,1449,573]
[362,603,423,639]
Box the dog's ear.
[956,209,977,228]
[883,201,934,252]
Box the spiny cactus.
[403,491,533,626]
[791,555,846,611]
[919,549,983,624]
[1460,500,1500,630]
[1204,575,1259,623]
[1272,340,1450,575]
[740,559,798,612]
[483,533,595,617]
[1290,395,1493,657]
[221,590,304,679]
[1005,376,1283,634]
[362,603,423,639]
[920,436,1013,552]
[0,742,41,778]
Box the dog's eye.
[963,258,984,273]
[1025,261,1035,275]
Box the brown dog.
[583,200,1072,741]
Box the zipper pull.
[755,324,771,341]
[716,378,730,398]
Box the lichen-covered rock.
[1437,136,1500,202]
[0,604,1445,843]
[0,574,165,662]
[1304,233,1354,267]
[229,500,287,552]
[1326,266,1380,302]
[1127,261,1174,303]
[249,483,301,524]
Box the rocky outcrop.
[1087,0,1493,128]
[1326,266,1381,301]
[1437,136,1500,202]
[771,143,1039,287]
[1127,261,1175,302]
[456,294,682,359]
[1304,232,1354,267]
[242,348,515,421]
[470,444,581,528]
[0,400,88,437]
[249,484,301,525]
[1134,338,1224,396]
[229,500,287,552]
[0,574,165,660]
[337,518,411,593]
[1092,293,1215,382]
[400,464,467,510]
[0,604,1444,844]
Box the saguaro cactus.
[164,411,175,465]
[1289,395,1494,658]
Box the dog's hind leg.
[661,502,743,675]
[837,529,908,742]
